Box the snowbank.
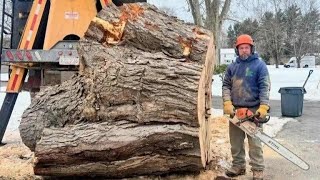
[0,73,8,81]
[212,65,320,101]
[0,91,31,132]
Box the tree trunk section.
[19,3,215,178]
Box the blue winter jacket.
[222,53,270,107]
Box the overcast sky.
[148,0,320,31]
[148,0,193,22]
[147,0,255,31]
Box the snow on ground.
[0,73,8,81]
[1,73,28,82]
[0,89,31,133]
[0,73,31,133]
[212,65,320,101]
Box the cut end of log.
[198,35,215,167]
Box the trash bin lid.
[278,87,307,94]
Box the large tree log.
[19,3,215,178]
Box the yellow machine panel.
[43,0,97,49]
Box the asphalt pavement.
[212,96,320,180]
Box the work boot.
[225,166,246,177]
[253,170,264,180]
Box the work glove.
[223,100,235,116]
[255,104,269,119]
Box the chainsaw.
[233,107,270,127]
[226,108,310,170]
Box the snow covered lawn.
[212,65,320,101]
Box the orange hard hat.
[235,34,254,47]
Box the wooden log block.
[19,2,215,177]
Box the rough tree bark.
[19,3,215,178]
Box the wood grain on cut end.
[197,35,215,168]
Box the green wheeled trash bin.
[278,87,306,117]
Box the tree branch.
[187,0,203,26]
[204,0,211,17]
[224,16,241,23]
[219,0,232,23]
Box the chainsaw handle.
[255,114,270,124]
[230,113,235,119]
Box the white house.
[220,48,236,65]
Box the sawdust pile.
[0,131,37,180]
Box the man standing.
[222,34,271,180]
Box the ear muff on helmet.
[251,45,255,54]
[235,47,239,56]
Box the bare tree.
[186,0,231,63]
[269,0,320,67]
[186,0,202,26]
[292,7,320,67]
[223,0,320,68]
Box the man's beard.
[240,54,250,60]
